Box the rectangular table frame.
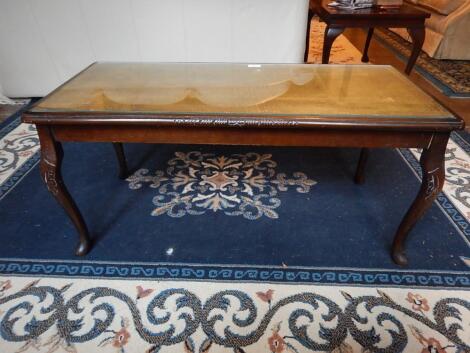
[22,61,464,266]
[24,112,461,266]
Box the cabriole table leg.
[354,148,369,185]
[392,133,449,266]
[405,26,425,75]
[304,9,314,63]
[112,142,129,179]
[362,28,374,63]
[322,26,345,64]
[37,125,92,256]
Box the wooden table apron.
[28,113,454,266]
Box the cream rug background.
[0,276,468,353]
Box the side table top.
[311,0,430,19]
[25,62,461,131]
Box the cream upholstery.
[417,0,466,15]
[393,0,470,59]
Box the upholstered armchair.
[393,0,470,59]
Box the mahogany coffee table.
[23,63,463,265]
[308,0,430,74]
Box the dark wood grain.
[354,148,369,184]
[305,7,315,63]
[392,132,449,266]
[22,111,463,132]
[405,27,425,74]
[362,28,374,63]
[50,125,436,148]
[322,27,345,64]
[312,0,430,20]
[112,142,129,179]
[37,126,92,256]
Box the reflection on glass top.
[32,62,452,119]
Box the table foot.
[75,238,92,256]
[37,126,92,256]
[391,133,449,266]
[113,142,129,179]
[354,148,369,184]
[362,28,374,63]
[392,250,408,266]
[405,27,425,75]
[322,26,344,64]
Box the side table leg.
[322,26,344,64]
[112,142,129,179]
[392,133,449,266]
[304,10,314,63]
[362,28,374,63]
[405,27,425,75]
[37,126,92,256]
[354,148,369,185]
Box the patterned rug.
[1,104,470,350]
[374,29,470,98]
[0,276,468,353]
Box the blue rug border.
[0,151,40,201]
[373,30,469,98]
[453,131,470,152]
[0,111,23,139]
[0,99,40,134]
[0,258,468,288]
[0,114,40,201]
[2,118,469,287]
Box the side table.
[308,0,430,75]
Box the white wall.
[0,0,309,97]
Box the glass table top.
[31,62,454,120]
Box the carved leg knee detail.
[391,133,449,266]
[38,126,92,256]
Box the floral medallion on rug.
[126,151,316,219]
[1,97,470,351]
